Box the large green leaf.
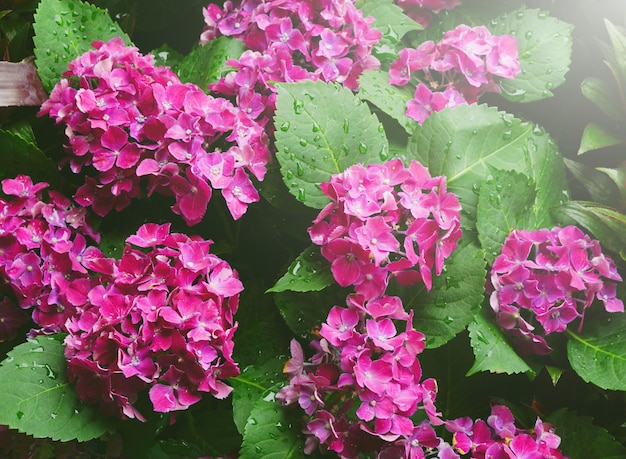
[239,388,307,459]
[548,408,626,459]
[358,69,417,135]
[580,77,624,123]
[274,287,345,340]
[396,239,486,349]
[476,169,537,264]
[33,0,132,92]
[491,8,573,102]
[356,0,422,40]
[230,359,285,435]
[175,37,245,91]
[267,246,334,294]
[578,122,624,155]
[563,158,622,207]
[274,80,390,209]
[0,129,59,186]
[408,104,567,230]
[466,309,534,376]
[0,335,113,442]
[567,312,626,391]
[605,19,626,87]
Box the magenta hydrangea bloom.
[309,159,462,296]
[277,294,443,458]
[64,223,242,420]
[200,0,382,131]
[39,37,269,224]
[389,24,521,124]
[448,405,567,459]
[490,226,623,355]
[0,175,99,337]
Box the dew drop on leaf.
[343,119,349,133]
[358,142,367,154]
[293,99,304,114]
[279,121,290,131]
[475,330,489,345]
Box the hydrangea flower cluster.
[445,405,567,458]
[64,223,242,420]
[278,160,461,456]
[277,297,446,458]
[389,24,521,123]
[200,0,382,125]
[39,37,269,224]
[308,159,463,297]
[0,175,99,339]
[490,226,624,355]
[396,0,461,28]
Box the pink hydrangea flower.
[490,226,623,355]
[39,37,269,224]
[64,223,243,419]
[389,24,521,124]
[0,175,99,336]
[310,159,462,295]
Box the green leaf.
[274,288,345,340]
[563,158,622,207]
[0,335,113,442]
[175,37,245,90]
[466,309,534,376]
[476,169,537,264]
[356,0,422,40]
[605,19,626,87]
[545,365,564,386]
[274,80,390,209]
[395,239,486,349]
[267,246,333,293]
[0,129,59,186]
[491,8,573,102]
[239,389,306,459]
[33,0,132,92]
[552,201,626,258]
[358,69,417,135]
[566,313,626,391]
[580,77,625,123]
[230,359,285,435]
[578,122,624,155]
[408,104,568,230]
[150,44,184,69]
[548,408,626,459]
